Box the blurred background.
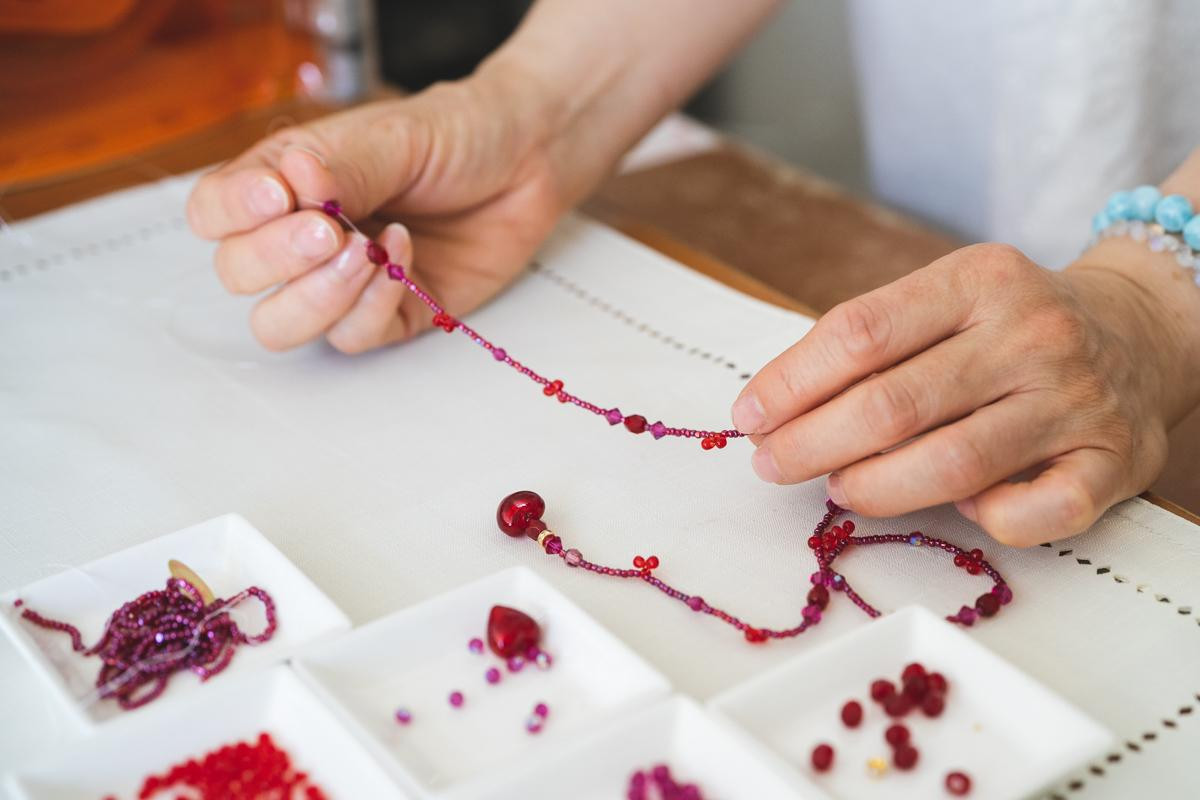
[0,0,865,193]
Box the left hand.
[732,241,1197,545]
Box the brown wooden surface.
[5,102,1197,520]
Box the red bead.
[976,593,1001,617]
[970,548,983,560]
[902,674,929,701]
[744,627,767,643]
[543,379,563,397]
[831,525,846,540]
[810,743,834,772]
[870,679,895,702]
[953,553,968,567]
[645,556,659,569]
[624,414,647,434]
[714,434,727,449]
[701,437,715,450]
[946,771,972,795]
[840,700,863,728]
[807,535,822,550]
[633,556,646,569]
[893,744,919,770]
[486,605,541,658]
[524,519,547,540]
[965,561,982,575]
[921,692,945,718]
[842,520,855,534]
[806,584,829,610]
[884,723,910,747]
[901,662,926,682]
[496,491,546,537]
[927,672,948,694]
[365,241,388,265]
[822,532,838,549]
[883,693,912,718]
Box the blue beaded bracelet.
[1091,185,1200,285]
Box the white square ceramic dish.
[709,606,1113,800]
[447,695,823,800]
[292,566,671,796]
[4,666,408,799]
[0,514,350,728]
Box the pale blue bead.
[1155,193,1193,232]
[1130,185,1162,221]
[1092,210,1112,233]
[1105,191,1135,220]
[1183,215,1200,251]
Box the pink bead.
[386,263,405,281]
[992,583,1013,605]
[955,606,978,626]
[449,691,464,707]
[564,548,583,566]
[802,604,821,623]
[534,702,549,718]
[394,707,412,725]
[606,408,623,425]
[650,421,667,439]
[686,596,704,611]
[321,199,341,217]
[492,348,507,361]
[485,667,501,684]
[468,637,483,654]
[507,656,525,672]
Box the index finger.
[731,249,985,436]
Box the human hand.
[186,68,566,353]
[732,242,1200,545]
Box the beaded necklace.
[319,200,742,451]
[497,491,1012,642]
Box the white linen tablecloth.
[1,176,1197,797]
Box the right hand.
[186,72,566,353]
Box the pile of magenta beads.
[810,661,973,794]
[496,491,1012,644]
[16,577,276,710]
[319,199,742,451]
[627,764,704,800]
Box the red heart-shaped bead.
[487,605,541,658]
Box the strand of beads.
[1089,185,1200,284]
[627,764,705,800]
[16,577,276,710]
[317,200,743,451]
[496,491,1012,644]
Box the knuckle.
[1048,476,1100,535]
[861,377,922,442]
[929,432,988,495]
[825,296,894,364]
[965,242,1034,282]
[212,243,247,294]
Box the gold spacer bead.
[867,757,888,778]
[537,530,554,548]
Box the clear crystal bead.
[1130,221,1147,241]
[1149,235,1166,252]
[1164,236,1181,252]
[1177,249,1195,268]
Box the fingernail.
[732,392,765,433]
[285,145,328,167]
[751,447,782,483]
[326,235,369,283]
[955,498,978,523]
[249,176,289,217]
[827,472,849,509]
[291,216,338,258]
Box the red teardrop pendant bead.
[496,491,546,537]
[487,605,541,658]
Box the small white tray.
[710,606,1113,800]
[292,566,671,796]
[448,695,822,800]
[4,667,409,799]
[0,513,350,728]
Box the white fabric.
[1,178,1198,797]
[849,0,1200,268]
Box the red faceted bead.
[633,556,646,569]
[965,561,982,575]
[807,535,822,550]
[970,548,983,560]
[365,241,388,265]
[496,491,546,537]
[624,415,648,434]
[840,700,863,728]
[927,672,948,694]
[810,743,834,772]
[921,693,945,718]
[645,555,659,569]
[822,532,838,549]
[714,434,727,449]
[901,662,926,682]
[487,605,541,658]
[976,592,1001,617]
[542,379,563,397]
[902,674,929,700]
[883,692,913,718]
[946,771,972,795]
[842,520,855,534]
[884,723,910,747]
[870,679,895,702]
[953,553,968,567]
[744,627,767,643]
[701,437,715,450]
[806,584,830,610]
[893,744,919,770]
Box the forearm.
[476,0,780,204]
[1067,148,1200,428]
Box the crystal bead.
[1177,249,1195,268]
[564,548,583,566]
[1130,221,1147,241]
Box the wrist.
[1066,240,1200,427]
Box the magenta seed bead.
[468,637,484,654]
[686,596,704,611]
[394,707,412,725]
[321,199,341,217]
[606,408,623,425]
[492,348,507,361]
[534,702,549,718]
[449,691,464,707]
[535,650,553,669]
[485,667,501,684]
[507,656,525,672]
